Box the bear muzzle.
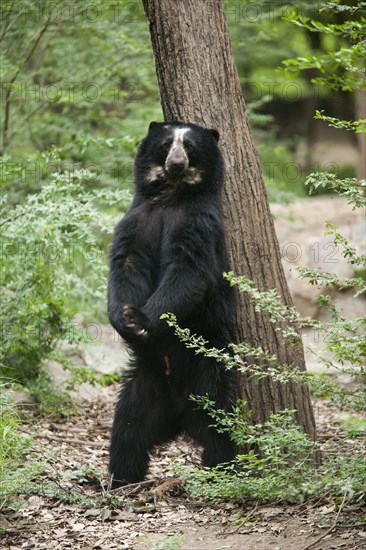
[165,148,189,177]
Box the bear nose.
[165,145,188,177]
[169,159,186,174]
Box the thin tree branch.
[110,479,156,492]
[300,492,347,550]
[1,1,63,153]
[0,0,19,43]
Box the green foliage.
[0,1,156,397]
[141,534,186,550]
[280,0,365,197]
[0,411,116,511]
[163,230,365,411]
[226,0,319,200]
[0,0,161,158]
[337,412,366,436]
[305,171,366,208]
[177,403,365,503]
[163,288,365,413]
[163,199,366,403]
[282,6,366,92]
[0,160,131,385]
[0,389,46,508]
[26,374,76,417]
[257,140,308,202]
[314,110,366,133]
[62,365,119,392]
[0,0,364,517]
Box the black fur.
[108,121,237,486]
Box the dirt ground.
[1,386,365,550]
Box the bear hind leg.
[109,367,180,487]
[182,360,236,468]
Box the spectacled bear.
[108,121,237,487]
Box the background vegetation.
[0,0,365,513]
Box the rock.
[271,196,365,318]
[0,388,34,405]
[81,324,130,375]
[48,324,130,403]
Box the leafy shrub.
[176,402,365,504]
[0,389,45,507]
[0,159,131,385]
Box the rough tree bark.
[355,87,366,181]
[142,0,316,441]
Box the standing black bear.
[108,121,237,486]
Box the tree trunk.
[142,0,316,441]
[355,87,366,181]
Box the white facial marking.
[173,127,189,144]
[146,165,165,182]
[165,128,190,173]
[183,167,202,185]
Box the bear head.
[134,121,224,199]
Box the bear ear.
[148,121,161,131]
[209,128,220,142]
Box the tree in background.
[142,0,316,440]
[282,1,366,179]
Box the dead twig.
[37,432,107,448]
[335,522,366,529]
[224,501,259,535]
[280,491,332,531]
[110,479,156,493]
[300,492,347,550]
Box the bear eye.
[162,139,172,151]
[184,141,194,153]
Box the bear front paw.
[121,305,149,342]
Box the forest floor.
[1,387,365,550]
